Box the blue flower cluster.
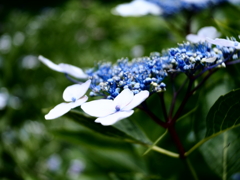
[85,41,237,99]
[86,57,167,99]
[147,0,231,16]
[165,42,224,72]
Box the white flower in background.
[67,159,85,177]
[228,0,240,5]
[22,55,39,69]
[47,154,62,171]
[0,88,9,110]
[38,55,88,79]
[0,34,12,53]
[186,26,220,43]
[81,89,149,126]
[206,37,240,50]
[45,80,91,120]
[112,0,162,17]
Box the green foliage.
[200,128,240,180]
[206,89,240,137]
[65,110,151,144]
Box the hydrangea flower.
[38,55,88,79]
[113,0,230,17]
[85,40,238,99]
[206,37,240,50]
[45,80,91,120]
[81,88,149,126]
[186,26,220,43]
[41,35,240,123]
[112,0,162,17]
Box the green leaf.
[205,88,240,137]
[200,127,240,180]
[186,89,240,156]
[52,129,133,150]
[113,118,152,144]
[52,129,148,173]
[65,110,149,145]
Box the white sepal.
[186,34,203,43]
[123,90,149,111]
[114,89,134,109]
[45,96,88,120]
[186,26,220,43]
[45,103,74,120]
[206,38,240,49]
[81,99,116,117]
[82,89,149,126]
[63,80,91,102]
[38,55,88,79]
[198,26,220,39]
[58,63,88,79]
[95,110,134,126]
[38,55,62,72]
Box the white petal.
[112,0,162,17]
[95,110,134,126]
[122,90,149,111]
[38,55,63,72]
[63,80,91,102]
[206,38,240,49]
[59,63,88,79]
[198,26,220,39]
[114,89,134,109]
[45,102,73,120]
[81,99,116,117]
[186,34,204,43]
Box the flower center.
[71,97,76,102]
[115,105,121,112]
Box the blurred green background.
[1,0,240,179]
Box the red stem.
[170,78,194,124]
[158,93,168,122]
[168,125,186,159]
[139,102,167,128]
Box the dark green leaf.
[186,89,240,156]
[200,127,240,179]
[205,88,240,137]
[113,118,152,144]
[52,129,132,150]
[52,129,148,173]
[65,110,149,145]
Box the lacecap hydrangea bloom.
[39,34,240,125]
[86,40,234,99]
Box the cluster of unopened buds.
[39,26,240,126]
